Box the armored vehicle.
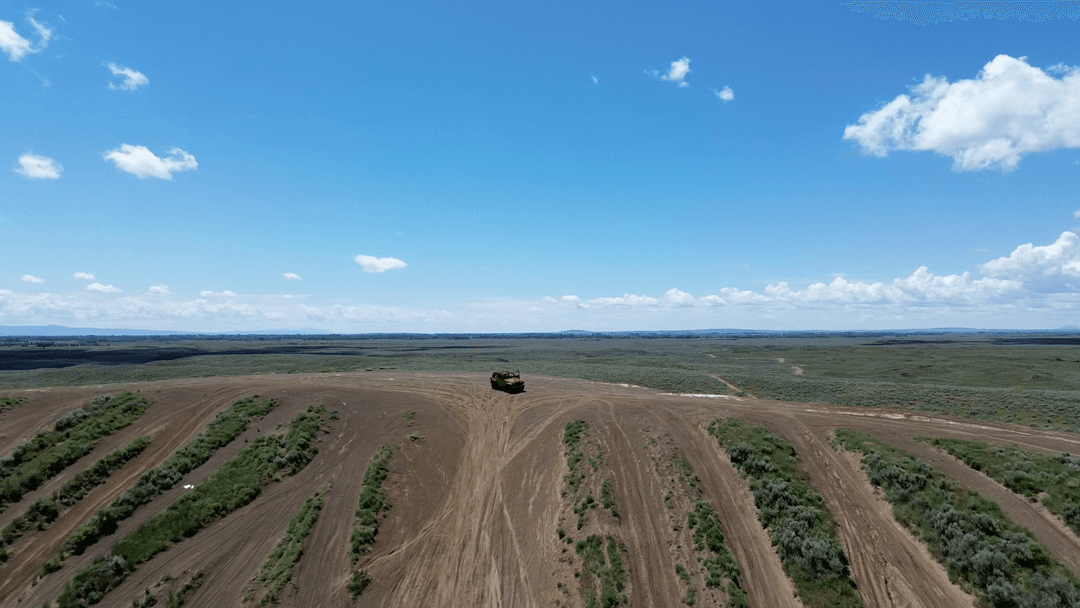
[491,370,525,393]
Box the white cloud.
[591,75,598,84]
[148,285,169,295]
[0,20,33,61]
[200,290,237,297]
[86,283,121,293]
[980,231,1080,291]
[27,14,51,48]
[844,55,1080,172]
[73,272,95,281]
[15,153,61,179]
[354,255,407,273]
[648,57,691,87]
[713,86,734,102]
[283,272,302,280]
[103,145,197,179]
[106,63,148,91]
[20,274,44,284]
[1074,209,1080,219]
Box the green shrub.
[56,406,323,607]
[574,535,628,608]
[836,429,1080,608]
[708,418,861,608]
[55,397,275,564]
[347,571,371,599]
[0,392,149,512]
[254,484,330,605]
[0,397,22,413]
[563,420,589,496]
[349,445,395,564]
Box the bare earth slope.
[1,371,1078,607]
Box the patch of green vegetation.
[574,534,628,608]
[349,445,395,564]
[0,392,149,513]
[563,420,589,496]
[254,483,331,605]
[165,570,205,608]
[574,493,597,530]
[1,435,149,549]
[683,587,697,605]
[0,396,22,413]
[707,418,862,608]
[400,411,414,423]
[919,436,1080,536]
[53,396,276,566]
[55,406,324,608]
[687,500,743,596]
[835,429,1080,607]
[600,479,618,519]
[347,571,371,599]
[675,563,691,584]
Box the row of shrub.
[920,436,1080,536]
[835,429,1080,608]
[54,405,325,608]
[707,418,863,608]
[349,445,396,564]
[0,392,149,512]
[0,435,150,550]
[563,420,589,496]
[48,396,277,570]
[687,500,747,607]
[0,396,22,413]
[254,484,331,605]
[575,534,628,608]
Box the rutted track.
[0,371,1078,607]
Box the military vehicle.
[490,370,525,393]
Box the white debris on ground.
[183,484,194,489]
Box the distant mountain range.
[0,325,1078,337]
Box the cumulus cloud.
[15,153,61,179]
[648,57,691,87]
[148,285,169,295]
[980,231,1080,292]
[283,272,302,280]
[103,145,197,179]
[107,63,148,91]
[354,255,407,273]
[713,86,734,102]
[200,290,237,297]
[73,272,95,281]
[0,20,33,61]
[844,55,1080,172]
[86,283,121,293]
[21,274,44,283]
[0,13,49,62]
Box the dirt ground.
[2,371,1080,607]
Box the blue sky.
[3,0,1080,332]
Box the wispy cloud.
[148,285,169,295]
[0,20,33,61]
[74,272,95,280]
[87,283,121,293]
[591,75,598,84]
[647,57,691,87]
[106,63,148,91]
[200,290,237,297]
[354,255,407,273]
[15,153,61,179]
[713,86,734,102]
[104,145,197,179]
[844,55,1080,172]
[20,274,44,284]
[283,272,302,280]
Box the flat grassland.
[0,334,1078,607]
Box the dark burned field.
[1,334,1079,608]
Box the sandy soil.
[1,371,1079,607]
